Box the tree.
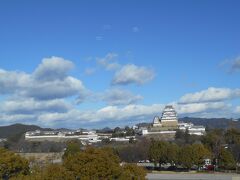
[37,164,74,180]
[63,147,123,179]
[166,143,179,166]
[148,140,168,168]
[178,145,195,170]
[0,148,29,179]
[218,148,236,170]
[201,129,224,158]
[120,164,146,180]
[62,140,81,159]
[184,129,191,144]
[191,144,211,169]
[175,129,185,139]
[225,128,240,145]
[117,138,150,163]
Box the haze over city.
[0,0,240,128]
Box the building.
[178,122,206,136]
[25,129,102,143]
[160,105,178,127]
[138,105,206,136]
[152,116,162,127]
[151,105,178,129]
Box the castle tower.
[160,105,178,127]
[152,116,162,127]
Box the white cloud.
[0,57,86,100]
[0,99,237,128]
[37,104,165,125]
[1,98,71,114]
[175,102,228,114]
[0,69,31,94]
[23,76,85,100]
[179,87,240,104]
[97,53,121,71]
[100,88,143,106]
[34,56,74,81]
[112,64,155,85]
[0,113,37,124]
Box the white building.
[152,116,162,127]
[178,122,206,136]
[161,105,178,127]
[25,130,102,143]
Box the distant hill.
[0,123,52,138]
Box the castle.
[152,105,178,128]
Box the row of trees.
[148,140,236,170]
[0,141,147,180]
[115,128,239,171]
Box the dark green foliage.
[218,148,236,170]
[62,140,81,159]
[0,148,29,179]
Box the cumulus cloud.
[0,99,236,128]
[97,53,121,71]
[23,76,85,100]
[1,98,71,114]
[34,101,234,128]
[0,57,86,100]
[37,104,165,125]
[100,88,143,106]
[0,113,37,124]
[179,87,240,104]
[0,69,31,94]
[112,64,155,85]
[34,56,74,81]
[176,102,228,114]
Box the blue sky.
[0,0,240,128]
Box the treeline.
[116,128,240,171]
[0,141,147,180]
[148,140,235,170]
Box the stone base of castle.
[161,121,178,127]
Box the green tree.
[148,140,168,168]
[63,140,81,159]
[0,148,29,179]
[175,129,185,139]
[201,129,224,158]
[120,164,146,180]
[63,147,123,179]
[166,143,179,166]
[218,148,236,170]
[192,144,211,169]
[178,145,195,170]
[225,128,240,145]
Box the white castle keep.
[153,105,178,127]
